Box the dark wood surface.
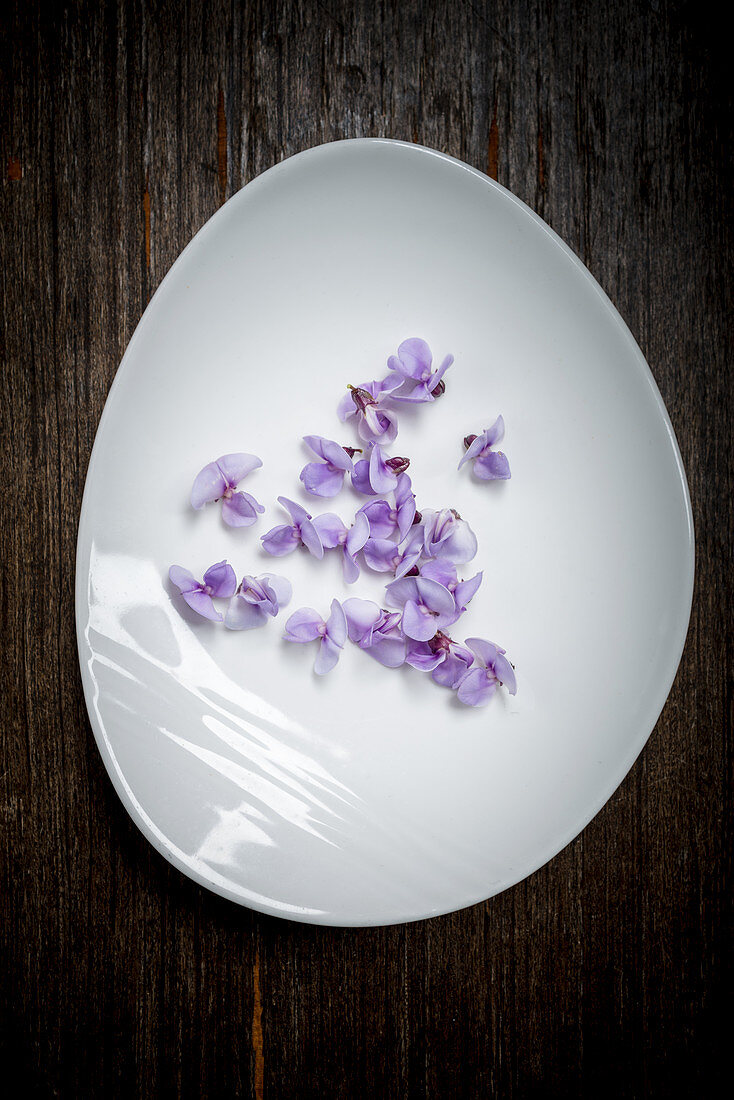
[2,1,731,1095]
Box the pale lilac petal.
[359,499,396,539]
[420,560,457,587]
[492,651,517,695]
[224,598,268,631]
[190,462,227,509]
[432,648,473,688]
[182,588,221,622]
[325,599,347,647]
[437,522,478,564]
[337,390,357,421]
[222,491,264,527]
[375,370,404,396]
[453,571,483,611]
[458,433,486,470]
[361,405,399,444]
[367,634,407,668]
[457,667,496,706]
[277,496,311,526]
[284,607,324,642]
[484,415,505,447]
[384,576,418,609]
[168,565,198,593]
[394,337,433,380]
[474,451,511,480]
[431,353,453,388]
[342,548,360,584]
[299,518,324,559]
[312,513,346,548]
[302,434,330,461]
[351,459,377,496]
[364,538,401,572]
[405,642,444,672]
[217,452,262,485]
[369,444,397,494]
[320,438,354,472]
[260,573,292,609]
[203,560,237,598]
[389,381,433,404]
[261,525,300,556]
[415,577,457,618]
[465,638,501,668]
[343,598,381,642]
[393,549,421,579]
[395,475,417,538]
[346,511,371,556]
[314,635,342,675]
[300,462,346,497]
[402,599,437,642]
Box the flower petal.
[314,635,342,675]
[325,598,347,647]
[457,433,486,470]
[190,462,227,509]
[416,577,457,618]
[261,525,300,556]
[359,499,396,539]
[224,598,268,630]
[217,452,262,485]
[203,560,237,598]
[168,565,198,593]
[384,576,418,609]
[182,588,222,621]
[432,650,473,688]
[260,573,292,609]
[367,633,407,668]
[299,518,324,559]
[222,491,263,527]
[369,444,397,494]
[456,667,496,706]
[312,513,347,548]
[342,548,361,584]
[474,451,511,480]
[394,337,432,380]
[363,538,399,573]
[405,642,444,672]
[343,597,381,641]
[277,495,311,525]
[337,390,357,422]
[492,651,517,695]
[438,521,478,564]
[484,415,505,447]
[300,462,346,497]
[283,607,324,642]
[346,511,371,556]
[351,459,377,496]
[465,637,501,668]
[453,571,483,611]
[401,599,437,642]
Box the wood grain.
[1,1,731,1095]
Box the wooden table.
[2,2,730,1095]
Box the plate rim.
[75,137,695,926]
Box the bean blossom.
[169,560,237,621]
[458,416,511,481]
[261,496,324,559]
[312,511,370,583]
[283,599,348,675]
[190,453,264,527]
[456,639,517,706]
[387,337,454,403]
[299,435,355,498]
[342,598,406,668]
[224,573,292,630]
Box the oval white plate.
[76,139,694,926]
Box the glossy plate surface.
[76,139,694,926]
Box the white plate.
[76,139,694,926]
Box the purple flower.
[419,560,483,616]
[299,435,355,498]
[343,598,406,668]
[357,473,416,541]
[190,453,265,527]
[363,536,421,579]
[261,496,324,559]
[421,507,477,564]
[351,443,410,496]
[405,631,474,687]
[387,338,453,403]
[456,638,517,706]
[384,574,459,642]
[337,377,402,444]
[283,599,348,675]
[224,573,292,631]
[168,560,237,622]
[458,416,511,480]
[312,511,370,583]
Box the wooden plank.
[1,0,730,1095]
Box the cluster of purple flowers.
[168,338,515,708]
